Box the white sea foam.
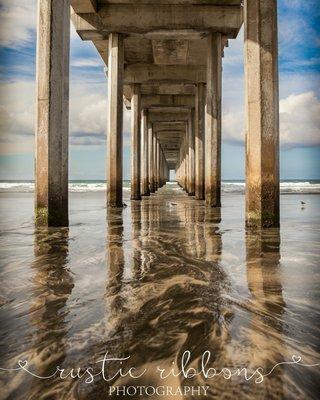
[0,181,319,194]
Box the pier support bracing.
[244,0,280,227]
[67,1,281,227]
[107,33,124,207]
[35,0,70,227]
[205,32,222,208]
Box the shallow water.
[0,185,319,399]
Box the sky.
[0,0,319,181]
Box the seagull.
[301,201,306,205]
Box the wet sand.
[0,184,319,399]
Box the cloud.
[222,91,320,148]
[69,81,131,146]
[0,78,132,152]
[0,1,319,155]
[0,0,37,47]
[280,91,320,148]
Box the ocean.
[1,179,320,194]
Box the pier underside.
[35,0,280,228]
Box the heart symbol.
[292,355,301,363]
[18,360,28,369]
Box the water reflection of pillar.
[105,208,125,314]
[140,200,151,276]
[246,228,285,398]
[185,203,197,258]
[131,202,142,280]
[29,227,73,397]
[148,199,160,233]
[204,207,222,263]
[194,205,206,258]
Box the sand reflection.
[100,199,231,399]
[1,188,319,399]
[244,228,285,399]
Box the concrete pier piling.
[187,110,195,196]
[130,84,142,200]
[35,0,70,227]
[153,132,158,191]
[106,32,124,207]
[195,83,205,200]
[244,0,280,228]
[36,0,279,228]
[148,121,155,193]
[205,32,222,208]
[141,109,150,196]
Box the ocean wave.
[0,181,319,194]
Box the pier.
[35,0,279,228]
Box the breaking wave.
[0,180,319,194]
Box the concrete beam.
[91,5,243,37]
[124,94,195,109]
[98,1,242,5]
[71,0,97,13]
[153,122,186,132]
[70,10,101,41]
[123,85,196,107]
[157,132,184,139]
[152,39,188,65]
[147,106,192,113]
[124,65,206,84]
[140,84,196,96]
[148,111,190,122]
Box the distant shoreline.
[0,181,320,195]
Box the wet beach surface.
[0,185,319,399]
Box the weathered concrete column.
[178,140,182,187]
[131,84,142,200]
[148,122,155,193]
[156,140,161,189]
[182,135,187,190]
[185,125,189,193]
[141,109,150,196]
[107,33,124,207]
[205,32,222,207]
[153,132,158,190]
[245,0,280,228]
[195,83,205,200]
[188,109,195,196]
[159,151,163,187]
[35,0,70,227]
